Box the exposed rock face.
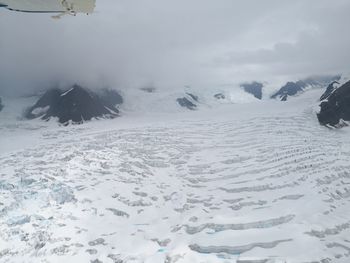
[25,88,61,119]
[317,81,350,127]
[280,94,288,101]
[176,92,199,110]
[98,89,123,109]
[26,85,120,125]
[140,86,156,93]
[241,82,263,99]
[186,93,199,102]
[271,81,306,101]
[272,75,341,101]
[319,81,339,101]
[214,93,225,100]
[177,97,197,110]
[0,97,3,112]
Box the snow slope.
[119,87,258,114]
[1,89,350,263]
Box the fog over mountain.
[0,0,349,96]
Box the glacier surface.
[0,89,350,263]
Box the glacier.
[0,88,350,263]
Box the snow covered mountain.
[1,85,260,129]
[4,76,348,128]
[116,86,260,115]
[1,87,350,263]
[25,85,120,125]
[271,75,341,101]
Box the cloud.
[0,0,349,96]
[213,0,350,81]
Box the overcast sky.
[0,0,349,96]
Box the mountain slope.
[241,82,263,99]
[318,80,350,127]
[271,75,341,101]
[26,85,119,125]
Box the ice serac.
[317,80,350,128]
[271,75,341,101]
[26,85,120,125]
[241,82,263,100]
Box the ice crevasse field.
[1,87,350,263]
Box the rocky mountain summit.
[26,85,122,125]
[241,82,263,99]
[271,75,340,101]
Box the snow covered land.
[1,88,350,263]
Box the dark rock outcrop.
[317,81,350,128]
[176,92,199,110]
[25,88,61,119]
[140,86,156,93]
[0,97,3,112]
[281,94,288,102]
[241,82,263,99]
[26,85,119,125]
[186,93,199,102]
[214,93,225,100]
[98,89,123,109]
[271,81,306,101]
[319,81,339,101]
[177,97,197,110]
[176,97,197,110]
[272,75,341,101]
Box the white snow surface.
[119,87,258,114]
[1,89,350,263]
[31,106,50,116]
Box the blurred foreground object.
[0,0,95,18]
